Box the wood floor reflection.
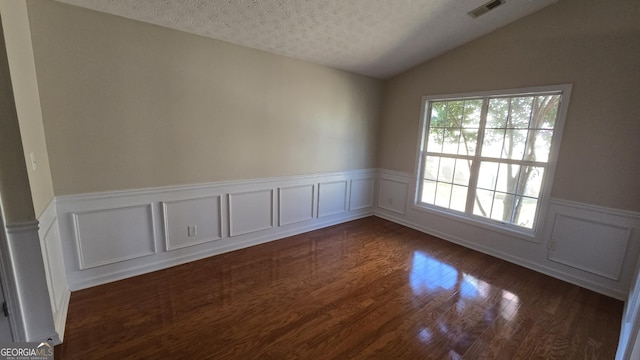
[55,217,622,359]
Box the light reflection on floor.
[410,251,458,294]
[500,288,520,320]
[410,251,521,351]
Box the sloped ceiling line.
[55,0,557,79]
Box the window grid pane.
[473,189,493,218]
[421,180,437,204]
[434,182,453,208]
[424,155,440,181]
[419,89,564,231]
[421,155,473,210]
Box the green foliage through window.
[418,89,565,231]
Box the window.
[416,85,571,235]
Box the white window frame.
[413,84,572,242]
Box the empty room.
[0,0,638,358]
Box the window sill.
[411,203,543,244]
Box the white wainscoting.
[377,170,409,214]
[56,169,376,290]
[72,204,157,269]
[278,184,314,226]
[546,200,640,281]
[229,190,274,237]
[317,180,348,218]
[37,200,69,343]
[349,178,375,211]
[162,196,222,251]
[4,220,58,343]
[374,169,640,300]
[52,168,639,299]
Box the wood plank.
[55,217,623,359]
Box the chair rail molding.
[55,169,377,290]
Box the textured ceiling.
[54,0,557,79]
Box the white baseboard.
[56,169,377,290]
[375,169,640,300]
[52,288,70,343]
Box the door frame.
[616,256,640,359]
[0,205,19,341]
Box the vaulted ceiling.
[55,0,557,79]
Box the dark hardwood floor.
[55,217,622,359]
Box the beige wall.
[377,0,640,212]
[0,0,54,218]
[27,0,382,195]
[24,0,640,211]
[0,16,34,224]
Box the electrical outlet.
[187,225,197,237]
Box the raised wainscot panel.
[548,213,631,280]
[317,180,347,218]
[378,178,408,215]
[278,184,314,226]
[72,204,157,269]
[349,178,375,211]
[162,196,222,251]
[37,201,70,342]
[41,220,67,314]
[228,189,274,237]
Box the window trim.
[412,84,573,242]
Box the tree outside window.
[417,86,570,233]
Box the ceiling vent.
[468,0,505,18]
